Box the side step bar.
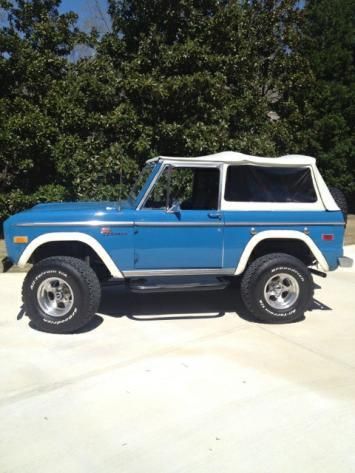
[128,276,230,293]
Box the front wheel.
[240,253,314,323]
[22,256,101,333]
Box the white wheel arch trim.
[234,230,329,275]
[18,230,328,279]
[18,232,124,278]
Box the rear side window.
[224,165,317,203]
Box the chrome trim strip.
[135,221,343,227]
[224,221,344,227]
[16,220,343,228]
[16,221,135,227]
[123,268,235,277]
[135,221,222,227]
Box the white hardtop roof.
[147,151,316,166]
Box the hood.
[5,199,136,228]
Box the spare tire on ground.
[329,186,348,224]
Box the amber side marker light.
[13,236,28,244]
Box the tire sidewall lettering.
[43,307,78,325]
[259,298,297,317]
[270,266,304,282]
[30,270,68,291]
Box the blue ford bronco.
[2,152,353,333]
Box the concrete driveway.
[1,247,355,473]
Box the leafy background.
[0,0,354,225]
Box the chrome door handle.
[208,212,222,219]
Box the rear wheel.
[22,256,101,333]
[241,253,313,323]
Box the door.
[134,165,223,269]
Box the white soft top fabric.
[147,151,316,166]
[146,151,339,211]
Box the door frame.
[132,161,225,271]
[136,161,224,211]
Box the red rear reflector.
[322,234,334,241]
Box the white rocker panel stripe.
[234,230,329,275]
[18,232,123,278]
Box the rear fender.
[234,230,329,274]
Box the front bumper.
[338,256,353,268]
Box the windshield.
[128,163,155,203]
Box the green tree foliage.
[0,0,354,222]
[0,0,82,218]
[297,0,355,202]
[102,0,309,158]
[0,0,137,220]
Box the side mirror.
[166,201,181,214]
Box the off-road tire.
[329,186,348,224]
[240,253,313,324]
[22,256,101,334]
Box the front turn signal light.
[13,236,29,244]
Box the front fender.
[18,232,124,278]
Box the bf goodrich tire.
[240,253,313,324]
[22,256,101,334]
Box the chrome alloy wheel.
[263,273,300,310]
[37,277,74,317]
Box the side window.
[144,166,220,210]
[224,165,317,203]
